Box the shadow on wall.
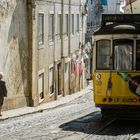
[4,0,30,109]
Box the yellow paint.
[93,72,140,105]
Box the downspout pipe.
[61,0,65,96]
[26,0,34,106]
[68,0,71,94]
[61,0,64,58]
[53,3,57,100]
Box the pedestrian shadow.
[59,111,140,136]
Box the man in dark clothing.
[0,72,7,116]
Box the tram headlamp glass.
[96,74,101,80]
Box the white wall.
[124,0,140,13]
[0,0,29,109]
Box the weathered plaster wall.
[0,0,29,110]
[70,5,81,53]
[124,0,140,13]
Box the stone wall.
[0,0,30,110]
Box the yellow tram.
[93,14,140,119]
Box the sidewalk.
[0,82,93,121]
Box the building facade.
[30,0,88,106]
[124,0,140,13]
[0,0,30,110]
[0,0,88,110]
[86,0,121,44]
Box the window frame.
[76,14,79,34]
[96,39,135,71]
[38,13,44,45]
[48,14,54,42]
[96,39,112,70]
[49,65,54,95]
[71,14,74,35]
[113,39,134,71]
[64,14,69,36]
[57,13,62,39]
[38,69,45,103]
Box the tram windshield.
[114,40,133,71]
[114,45,132,71]
[96,39,135,71]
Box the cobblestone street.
[1,83,140,140]
[0,83,100,140]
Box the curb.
[0,83,93,121]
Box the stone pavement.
[0,82,93,121]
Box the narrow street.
[1,0,140,140]
[0,84,140,140]
[0,84,99,140]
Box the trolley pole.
[129,0,133,14]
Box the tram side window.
[96,40,111,70]
[114,40,133,71]
[136,40,140,70]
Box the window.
[96,40,111,69]
[49,67,54,94]
[71,14,74,35]
[38,13,44,45]
[114,40,133,71]
[65,14,68,36]
[58,63,62,95]
[65,63,68,73]
[38,73,44,102]
[57,14,61,39]
[136,40,140,70]
[65,63,68,80]
[48,14,54,41]
[76,14,79,33]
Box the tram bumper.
[97,104,140,120]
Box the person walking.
[0,72,7,116]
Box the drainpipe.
[53,3,57,100]
[61,0,65,96]
[68,0,71,94]
[26,0,35,106]
[80,0,83,90]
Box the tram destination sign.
[102,14,140,26]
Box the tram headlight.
[103,98,107,102]
[96,74,101,80]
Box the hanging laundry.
[79,61,83,77]
[74,62,78,78]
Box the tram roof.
[94,14,140,35]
